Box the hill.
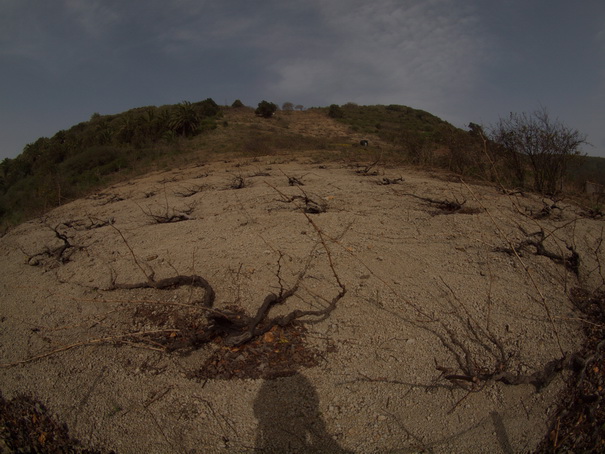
[0,102,482,231]
[2,101,602,232]
[0,140,604,451]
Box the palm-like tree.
[170,101,200,137]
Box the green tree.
[328,104,344,119]
[255,101,278,118]
[115,114,136,144]
[170,101,200,137]
[196,98,220,117]
[232,99,245,108]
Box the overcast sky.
[1,0,604,160]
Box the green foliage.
[328,103,451,141]
[1,99,598,232]
[0,98,222,229]
[194,98,220,118]
[563,155,605,190]
[326,104,501,179]
[231,99,245,108]
[255,101,278,118]
[328,104,344,119]
[170,101,200,137]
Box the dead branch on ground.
[355,157,380,176]
[279,169,306,186]
[398,192,467,213]
[250,169,271,177]
[434,279,578,393]
[530,199,563,220]
[4,214,346,368]
[25,223,82,266]
[581,207,603,219]
[495,227,579,275]
[265,181,327,214]
[137,183,195,223]
[110,275,216,307]
[87,192,124,205]
[173,185,204,198]
[153,212,344,350]
[377,177,404,185]
[60,216,114,231]
[462,179,566,354]
[229,175,246,189]
[138,203,194,223]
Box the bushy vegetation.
[570,155,605,187]
[255,101,278,118]
[0,99,599,232]
[0,98,221,229]
[325,103,489,175]
[328,103,449,138]
[490,109,587,195]
[325,103,594,194]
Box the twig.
[0,330,181,367]
[105,221,153,283]
[460,179,565,355]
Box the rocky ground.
[1,155,603,453]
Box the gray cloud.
[268,0,487,114]
[0,0,603,159]
[62,0,121,38]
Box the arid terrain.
[1,111,604,453]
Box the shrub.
[255,101,278,118]
[491,108,587,194]
[328,104,344,119]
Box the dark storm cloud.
[1,0,604,158]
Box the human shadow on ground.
[253,372,352,453]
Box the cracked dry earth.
[0,157,603,453]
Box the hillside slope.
[1,102,481,231]
[1,153,603,452]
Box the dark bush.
[255,101,278,118]
[328,104,344,119]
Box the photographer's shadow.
[253,372,351,453]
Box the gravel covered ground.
[1,157,603,453]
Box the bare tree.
[490,108,587,195]
[282,102,294,111]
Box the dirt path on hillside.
[1,157,603,453]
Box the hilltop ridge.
[0,102,464,229]
[1,101,603,232]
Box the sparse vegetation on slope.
[1,101,600,233]
[0,99,221,229]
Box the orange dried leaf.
[263,332,275,343]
